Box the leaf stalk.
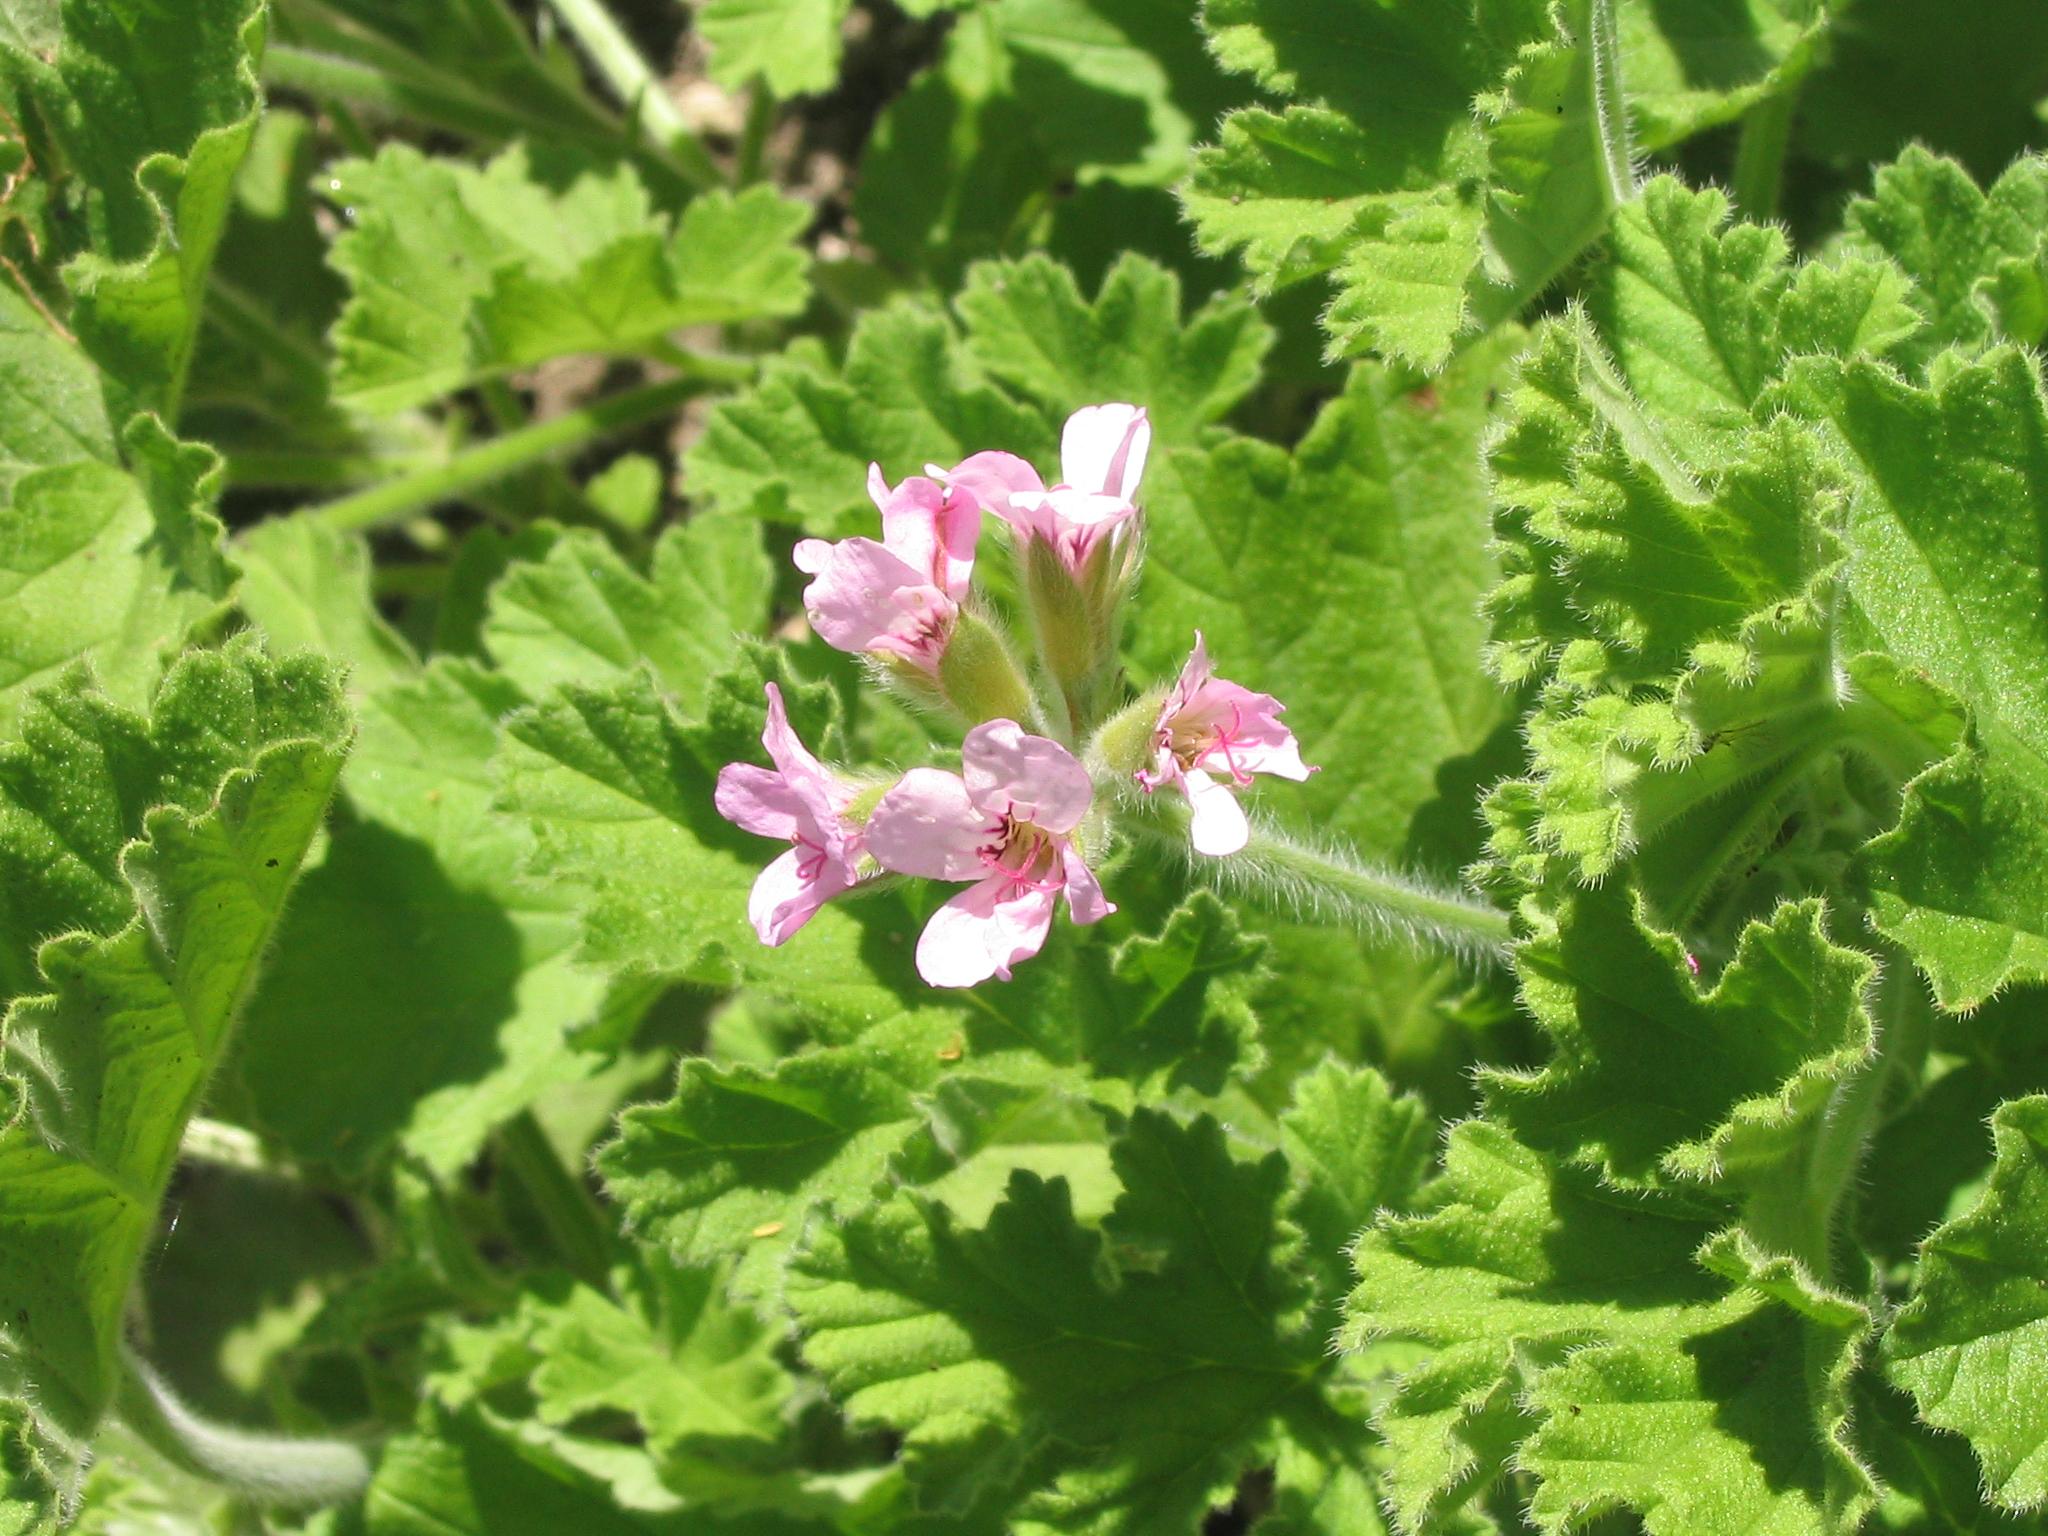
[309,369,742,534]
[115,1348,371,1509]
[539,0,723,188]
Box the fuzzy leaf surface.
[0,645,348,1439]
[1886,1095,2048,1510]
[327,145,809,412]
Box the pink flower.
[1138,633,1313,857]
[938,403,1150,573]
[866,719,1115,987]
[714,683,865,945]
[792,465,981,675]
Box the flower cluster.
[717,404,1314,987]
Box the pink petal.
[1060,846,1116,925]
[999,490,1062,544]
[867,768,991,881]
[1183,768,1250,857]
[943,450,1044,514]
[760,683,851,825]
[714,762,805,842]
[793,538,833,575]
[1158,632,1215,727]
[1231,732,1314,782]
[748,846,850,946]
[1060,404,1150,500]
[797,536,954,665]
[915,876,1058,987]
[961,719,1094,834]
[1040,486,1136,532]
[875,470,979,602]
[1188,681,1314,783]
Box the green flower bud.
[937,607,1035,726]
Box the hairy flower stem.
[116,1347,371,1508]
[1126,807,1513,963]
[1732,85,1799,220]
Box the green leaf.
[1188,0,1859,369]
[952,253,1269,445]
[689,252,1267,537]
[854,0,1250,282]
[233,513,418,699]
[481,517,772,716]
[1614,0,1835,150]
[231,520,621,1174]
[364,1403,688,1536]
[1517,1231,1872,1535]
[1477,176,1960,941]
[238,659,613,1175]
[0,643,349,1440]
[1857,1372,2046,1535]
[1348,1123,1877,1534]
[600,1016,949,1296]
[1886,1095,2048,1511]
[1840,149,2048,364]
[429,1257,794,1498]
[1788,350,2048,1009]
[0,641,339,1009]
[1186,0,1631,370]
[0,289,116,499]
[327,145,809,413]
[1495,891,1874,1223]
[1093,891,1267,1099]
[687,296,1052,536]
[693,0,851,98]
[1132,334,1514,858]
[0,421,235,736]
[786,1108,1374,1533]
[3,0,265,419]
[1277,1059,1435,1294]
[495,650,934,1031]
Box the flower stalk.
[1126,802,1514,963]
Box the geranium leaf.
[1886,1095,2048,1510]
[0,642,348,1440]
[787,1107,1381,1533]
[327,145,808,412]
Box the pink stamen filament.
[977,818,1065,894]
[1210,701,1254,788]
[792,830,831,883]
[1163,701,1254,788]
[929,491,955,589]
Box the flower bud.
[936,607,1034,726]
[1021,526,1136,734]
[1087,687,1167,783]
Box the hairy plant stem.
[1125,805,1513,962]
[1742,957,1919,1284]
[496,1111,614,1291]
[178,1118,290,1179]
[1463,0,1636,341]
[116,1347,371,1508]
[540,0,722,188]
[1732,85,1799,220]
[309,370,741,533]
